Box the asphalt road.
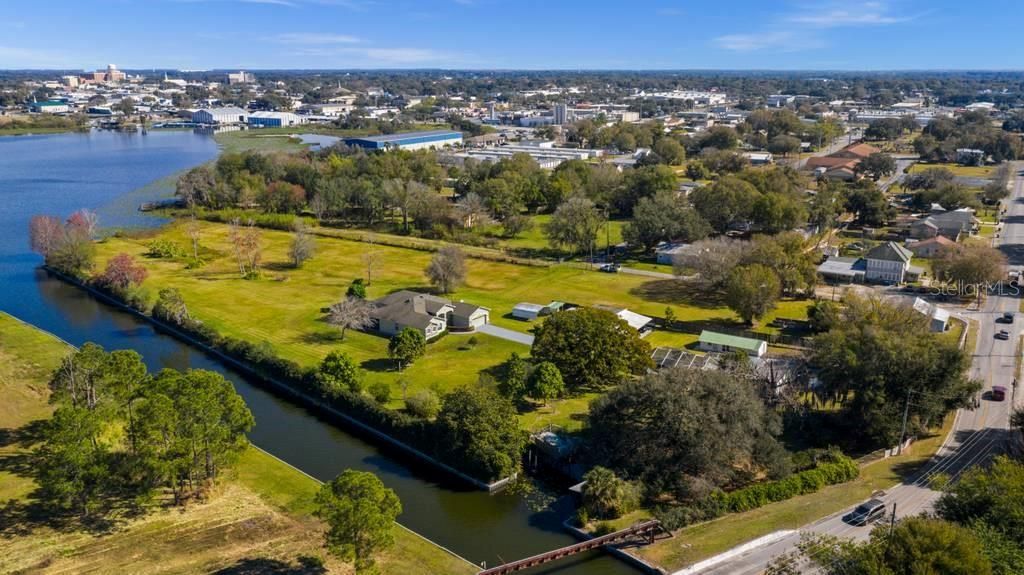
[693,162,1024,575]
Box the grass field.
[94,220,810,428]
[610,413,956,572]
[908,162,995,179]
[214,130,310,154]
[0,311,475,575]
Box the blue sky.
[0,1,1020,70]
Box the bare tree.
[29,215,63,257]
[228,218,262,278]
[186,214,201,259]
[425,245,467,294]
[289,220,316,268]
[361,246,382,285]
[456,192,493,229]
[310,193,329,223]
[327,296,374,339]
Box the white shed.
[512,303,545,321]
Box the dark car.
[845,498,887,526]
[996,330,1010,340]
[992,385,1008,402]
[1003,312,1015,324]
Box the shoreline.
[44,265,515,493]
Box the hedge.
[655,450,859,530]
[712,451,859,514]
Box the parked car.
[992,385,1008,402]
[996,330,1010,340]
[598,263,620,273]
[845,499,887,526]
[1002,312,1015,324]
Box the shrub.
[405,389,440,419]
[146,239,182,258]
[369,382,391,404]
[592,522,616,537]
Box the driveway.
[620,267,678,280]
[477,324,534,346]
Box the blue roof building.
[344,129,462,151]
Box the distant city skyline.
[1,1,1021,71]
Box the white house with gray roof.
[369,290,489,339]
[865,241,919,284]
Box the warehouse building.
[446,143,604,170]
[30,100,70,114]
[192,107,249,125]
[248,111,307,128]
[343,129,463,151]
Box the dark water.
[0,130,634,574]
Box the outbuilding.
[698,330,767,358]
[512,303,546,321]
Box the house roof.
[596,306,654,331]
[698,330,765,352]
[372,290,453,328]
[817,256,866,278]
[836,142,880,159]
[452,301,489,318]
[514,302,545,313]
[866,241,913,263]
[806,156,859,170]
[911,297,951,323]
[909,236,956,251]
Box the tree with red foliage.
[260,182,306,213]
[66,209,98,237]
[97,253,148,290]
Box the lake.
[0,129,636,574]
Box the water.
[0,130,635,574]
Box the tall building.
[105,64,126,83]
[553,103,571,125]
[487,101,497,121]
[227,71,256,85]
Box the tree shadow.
[262,261,295,273]
[211,556,327,575]
[295,331,344,345]
[360,358,395,373]
[629,279,725,308]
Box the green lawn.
[214,130,310,154]
[0,313,71,502]
[96,220,810,428]
[498,214,628,256]
[0,311,475,575]
[908,162,995,179]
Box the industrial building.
[30,100,70,114]
[447,142,604,169]
[192,107,249,125]
[343,129,463,151]
[248,111,307,128]
[227,71,256,85]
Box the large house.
[806,142,880,181]
[908,235,957,258]
[909,208,980,241]
[865,241,920,284]
[369,290,489,339]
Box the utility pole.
[897,390,912,455]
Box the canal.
[0,130,637,574]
